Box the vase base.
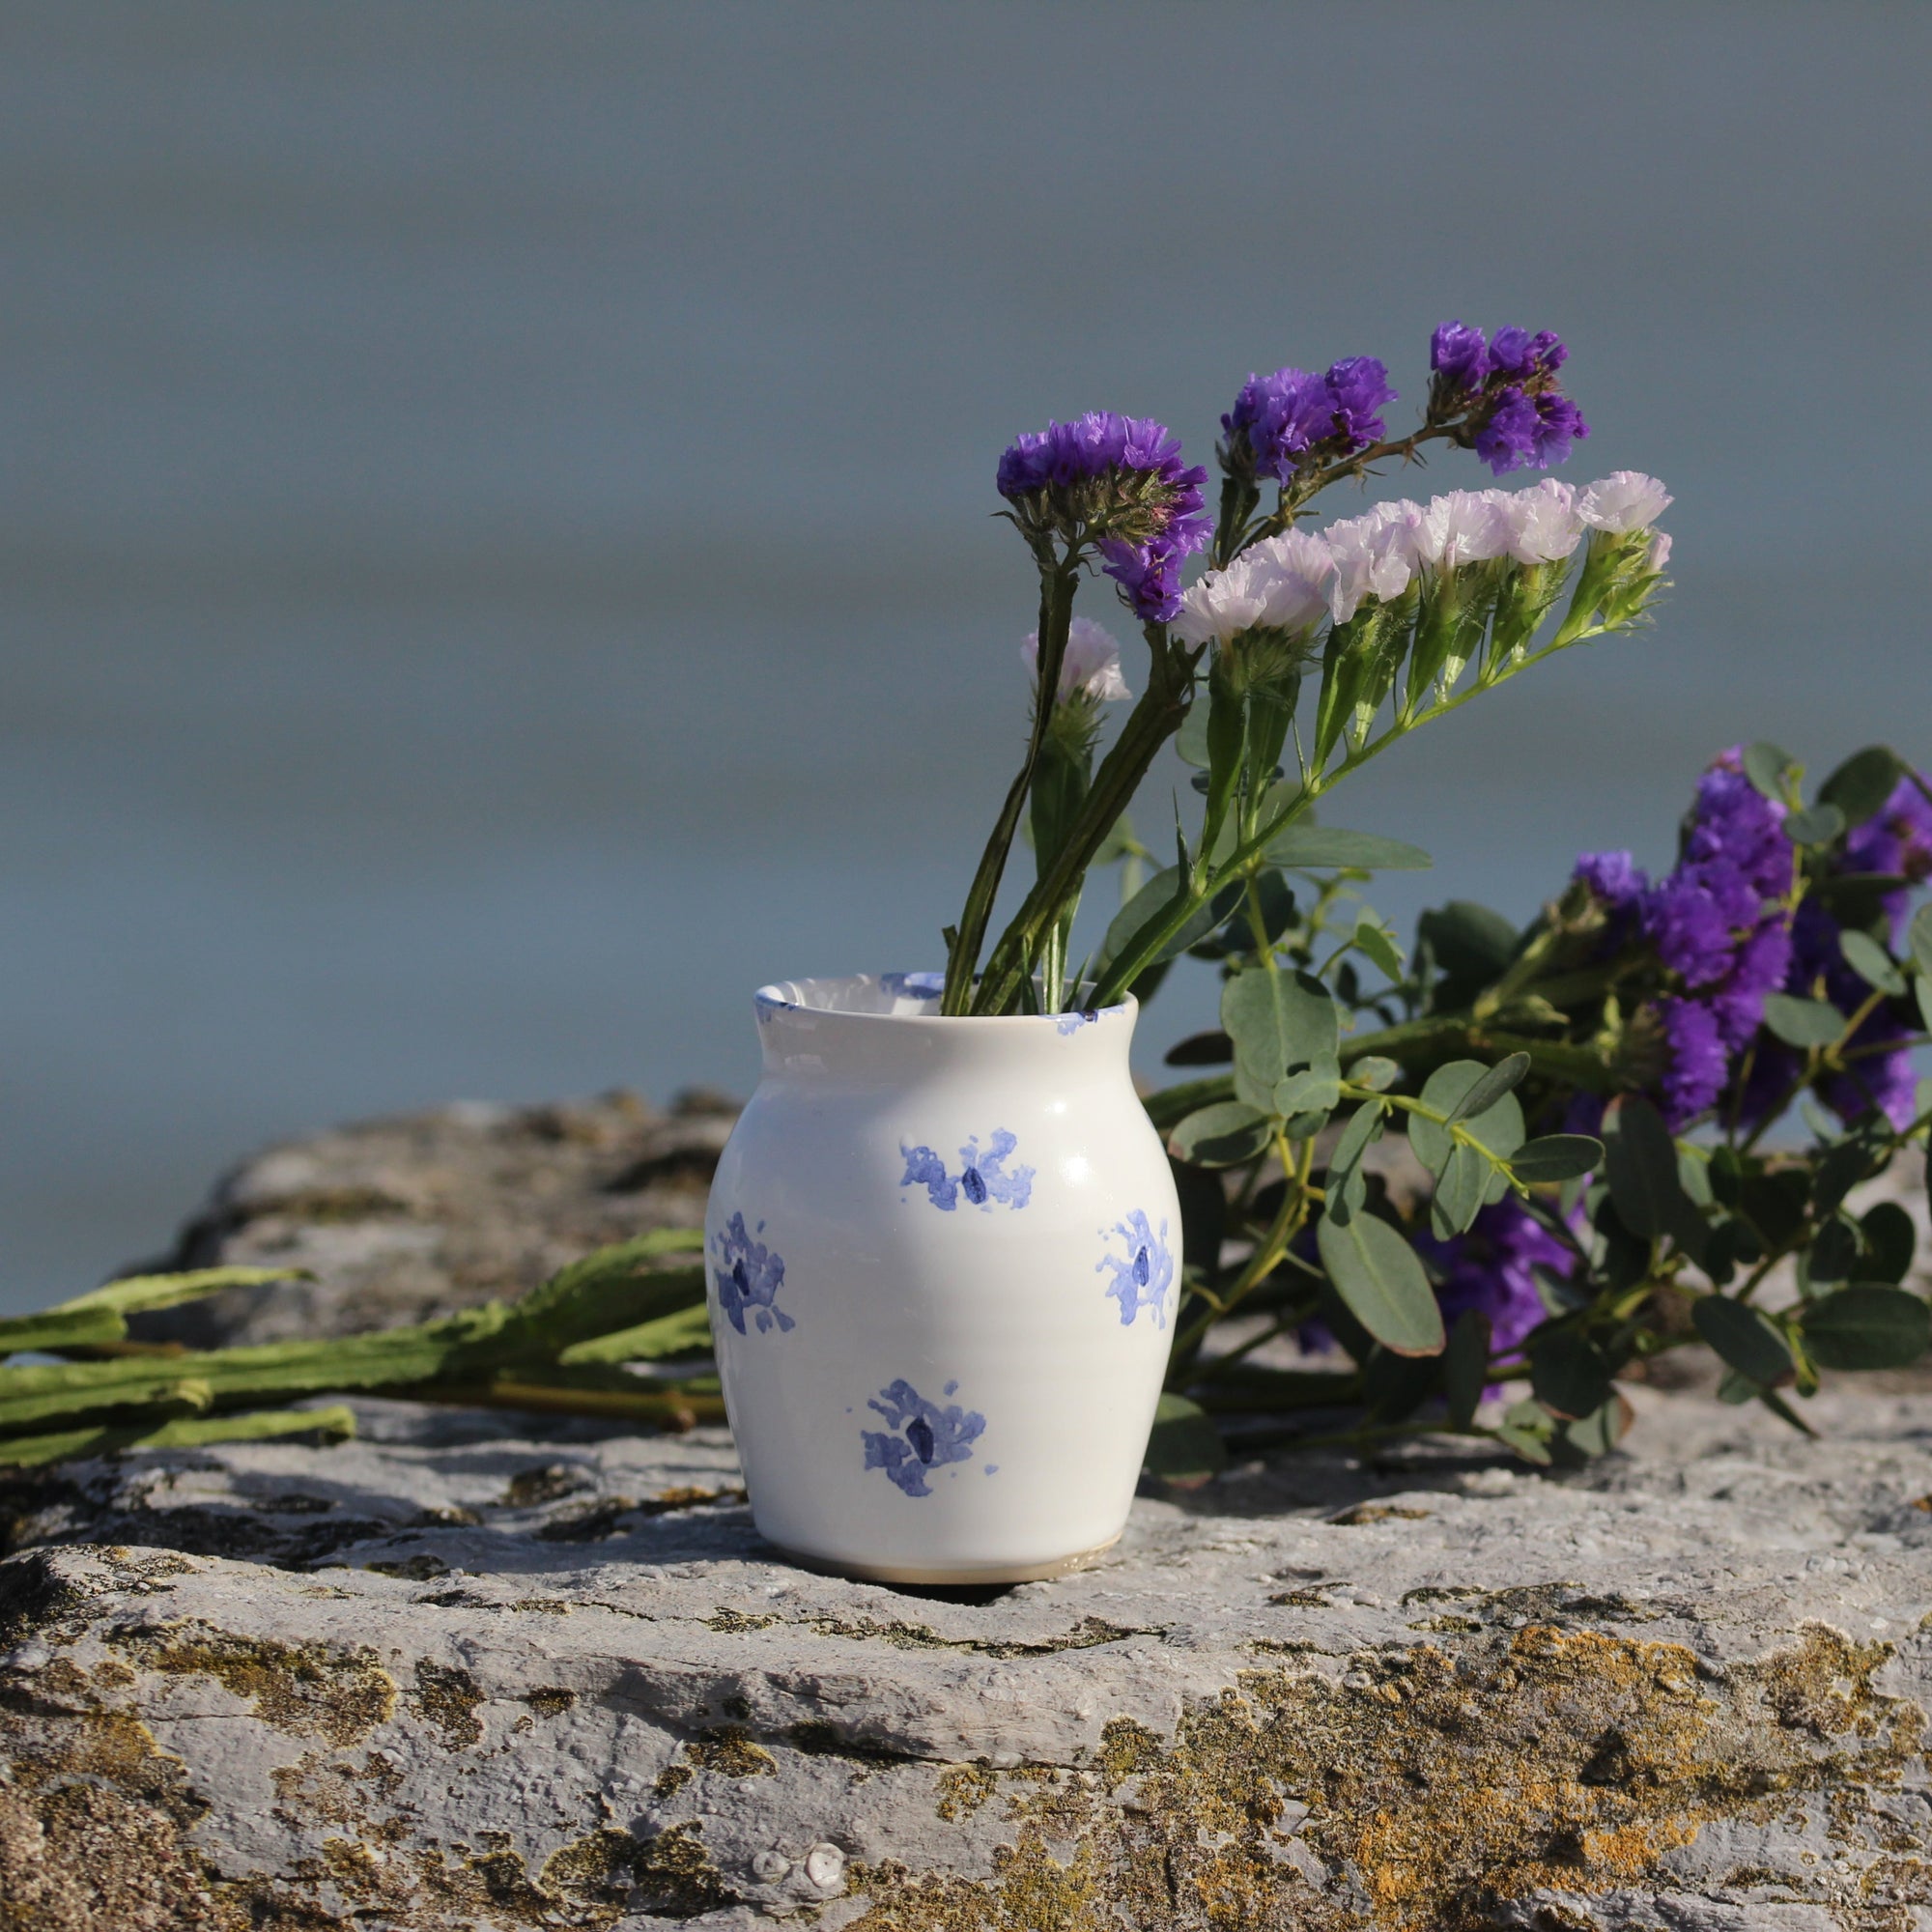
[762,1533,1122,1587]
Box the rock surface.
[7,1386,1932,1930]
[7,1107,1931,1928]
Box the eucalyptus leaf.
[1691,1295,1794,1387]
[1528,1328,1614,1421]
[1324,1101,1385,1227]
[1443,1310,1492,1431]
[1446,1052,1531,1124]
[1806,1215,1859,1287]
[1097,866,1243,980]
[1762,992,1846,1050]
[1273,1069,1341,1120]
[1563,1392,1635,1459]
[1408,1061,1525,1174]
[1817,745,1904,827]
[1860,1200,1918,1286]
[1265,825,1434,871]
[1800,1284,1932,1371]
[1838,928,1906,996]
[1144,1392,1227,1486]
[1508,1135,1605,1185]
[1349,1056,1402,1092]
[1602,1094,1694,1245]
[1167,1101,1274,1170]
[1492,1423,1553,1465]
[1913,902,1932,982]
[1164,1030,1233,1066]
[1222,966,1339,1109]
[1175,696,1212,768]
[1430,1144,1490,1239]
[1742,740,1795,803]
[1316,1208,1445,1357]
[1352,919,1406,980]
[1783,804,1845,847]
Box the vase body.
[704,973,1180,1583]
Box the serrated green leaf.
[1443,1310,1492,1430]
[1800,1285,1932,1371]
[1784,804,1845,847]
[1762,992,1845,1049]
[53,1266,313,1320]
[1265,825,1433,871]
[1691,1295,1794,1387]
[1839,928,1906,997]
[1317,1209,1444,1357]
[1144,1392,1226,1485]
[1408,1061,1525,1173]
[1166,1102,1274,1170]
[1508,1135,1604,1185]
[1742,741,1795,802]
[1818,746,1904,828]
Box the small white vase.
[704,972,1181,1584]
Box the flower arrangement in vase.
[707,321,1931,1582]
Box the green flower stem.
[942,547,1080,1015]
[969,628,1202,1015]
[1089,631,1613,1009]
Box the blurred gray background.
[4,2,1928,1314]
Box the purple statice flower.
[1222,357,1397,487]
[1416,1195,1575,1359]
[1710,919,1794,1051]
[1532,393,1590,467]
[1779,897,1919,1129]
[1473,386,1541,474]
[1842,774,1932,939]
[1430,320,1491,393]
[1657,996,1728,1127]
[996,412,1210,622]
[1575,849,1648,914]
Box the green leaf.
[1098,866,1244,978]
[1222,967,1339,1111]
[558,1302,714,1365]
[1492,1423,1553,1465]
[1562,1393,1635,1459]
[1144,1392,1227,1486]
[1408,1061,1525,1174]
[1324,1101,1385,1228]
[1175,695,1212,768]
[1360,1346,1442,1425]
[1806,1215,1859,1287]
[1349,1056,1402,1092]
[1839,928,1906,997]
[1528,1328,1614,1421]
[1430,1144,1490,1239]
[1762,993,1845,1049]
[1860,1200,1917,1286]
[1602,1094,1696,1245]
[1508,1135,1605,1185]
[1265,825,1433,871]
[1317,1209,1444,1357]
[1812,1131,1887,1215]
[510,1237,707,1351]
[1691,1295,1794,1387]
[1818,746,1904,828]
[1446,1052,1531,1125]
[1163,1030,1233,1067]
[1167,1101,1274,1170]
[1416,901,1520,997]
[1443,1310,1492,1430]
[54,1266,312,1321]
[1800,1285,1932,1371]
[1912,903,1932,982]
[0,1403,358,1471]
[1783,804,1845,847]
[1351,918,1406,981]
[1273,1069,1341,1120]
[1742,740,1795,803]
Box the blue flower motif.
[1055,1009,1099,1036]
[899,1129,1035,1211]
[712,1211,793,1336]
[1096,1211,1175,1327]
[880,970,945,1001]
[862,1378,986,1497]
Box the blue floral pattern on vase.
[862,1378,987,1497]
[899,1130,1035,1211]
[1097,1210,1176,1327]
[1055,1009,1100,1036]
[712,1211,794,1336]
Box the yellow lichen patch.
[682,1725,778,1778]
[410,1659,484,1749]
[113,1622,396,1747]
[936,1762,998,1821]
[843,1619,1926,1932]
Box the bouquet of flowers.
[939,320,1932,1473]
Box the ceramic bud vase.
[704,972,1181,1584]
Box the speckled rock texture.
[6,1385,1932,1931]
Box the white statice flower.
[1577,470,1673,533]
[1324,502,1418,622]
[1645,529,1673,573]
[1172,528,1335,649]
[1021,615,1132,701]
[1420,489,1513,570]
[1497,477,1584,565]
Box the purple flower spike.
[1532,393,1590,467]
[1324,355,1397,447]
[1430,320,1490,392]
[1658,997,1728,1127]
[1474,386,1541,474]
[1222,356,1396,487]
